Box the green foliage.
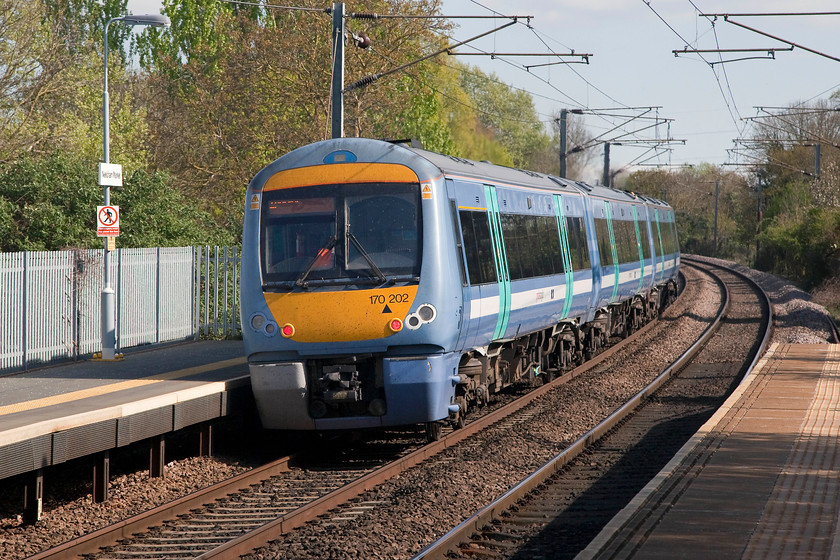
[626,166,755,261]
[756,207,840,290]
[0,0,150,170]
[397,71,456,154]
[432,62,511,164]
[0,152,100,250]
[624,93,840,294]
[45,0,130,60]
[115,169,236,247]
[745,97,840,289]
[0,152,233,252]
[139,0,455,226]
[136,0,235,81]
[456,64,550,169]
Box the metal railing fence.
[1,246,241,373]
[195,245,241,339]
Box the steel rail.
[31,275,687,560]
[412,259,771,559]
[194,289,679,559]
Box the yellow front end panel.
[263,286,419,343]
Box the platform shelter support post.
[199,422,213,457]
[150,435,165,478]
[93,450,110,503]
[22,469,44,525]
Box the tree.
[625,165,752,260]
[532,109,594,180]
[432,60,511,164]
[0,0,149,170]
[745,96,840,287]
[0,151,233,252]
[0,1,70,160]
[456,64,550,169]
[139,0,454,222]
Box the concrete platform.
[0,341,249,481]
[579,343,840,560]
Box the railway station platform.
[0,341,250,519]
[579,342,840,560]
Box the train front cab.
[242,142,463,432]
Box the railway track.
[412,258,771,559]
[26,262,732,560]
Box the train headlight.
[250,313,266,331]
[405,303,437,330]
[405,314,422,330]
[389,318,403,332]
[264,322,277,337]
[417,303,437,323]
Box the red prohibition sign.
[98,206,119,226]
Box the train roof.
[255,138,671,210]
[406,143,671,208]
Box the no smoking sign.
[97,205,120,237]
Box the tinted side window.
[637,219,651,260]
[537,215,563,275]
[566,216,591,271]
[502,213,567,280]
[653,213,664,259]
[594,218,613,266]
[459,210,497,285]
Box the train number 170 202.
[370,293,410,305]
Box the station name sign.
[98,163,123,187]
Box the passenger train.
[240,138,680,439]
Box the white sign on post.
[97,205,120,237]
[98,163,123,187]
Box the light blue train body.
[240,138,680,435]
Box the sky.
[125,1,840,181]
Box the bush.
[756,207,840,290]
[0,151,235,252]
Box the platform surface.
[0,341,248,478]
[579,343,840,560]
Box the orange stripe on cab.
[264,163,419,191]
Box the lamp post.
[100,14,169,360]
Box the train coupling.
[317,365,363,403]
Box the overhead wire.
[645,1,744,132]
[225,0,675,165]
[748,110,840,150]
[361,43,545,127]
[452,0,672,157]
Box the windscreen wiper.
[295,235,337,288]
[347,232,389,285]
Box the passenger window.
[459,210,497,285]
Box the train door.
[631,206,645,294]
[451,179,502,347]
[653,208,667,283]
[484,185,511,340]
[604,201,620,305]
[552,194,574,319]
[447,180,472,351]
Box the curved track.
[27,264,733,560]
[412,258,772,559]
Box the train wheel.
[425,421,443,442]
[451,396,467,430]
